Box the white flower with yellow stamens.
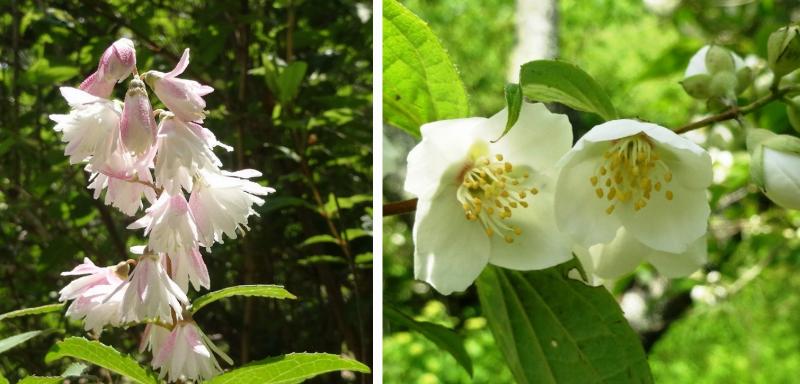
[404,102,573,295]
[555,119,712,255]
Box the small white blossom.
[154,114,228,194]
[49,87,121,168]
[151,321,232,382]
[189,168,275,246]
[404,102,574,294]
[555,119,712,255]
[129,192,200,258]
[86,146,157,216]
[121,253,188,323]
[58,258,130,333]
[145,48,213,123]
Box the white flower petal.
[555,146,622,247]
[404,117,486,198]
[488,103,573,170]
[413,187,490,294]
[642,123,713,189]
[617,182,709,253]
[685,45,711,77]
[763,148,800,209]
[488,179,572,270]
[578,119,645,143]
[589,227,648,279]
[646,235,707,277]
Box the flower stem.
[674,84,800,134]
[384,198,418,216]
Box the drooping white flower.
[168,247,210,292]
[49,87,121,168]
[573,227,707,283]
[189,169,275,246]
[404,102,574,294]
[154,114,229,194]
[140,323,171,355]
[129,192,200,258]
[79,38,136,99]
[145,49,213,123]
[58,258,130,333]
[121,253,188,323]
[151,321,232,382]
[747,128,800,209]
[86,145,157,216]
[120,77,157,155]
[555,119,712,254]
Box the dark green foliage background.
[384,0,800,383]
[0,0,372,382]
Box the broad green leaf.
[0,373,7,384]
[519,60,617,121]
[191,285,296,313]
[383,0,469,137]
[207,353,370,384]
[277,61,308,104]
[495,83,523,142]
[44,337,158,384]
[476,265,652,384]
[0,330,44,354]
[384,305,473,376]
[17,377,62,384]
[0,303,64,321]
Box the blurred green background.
[0,0,372,382]
[383,0,800,382]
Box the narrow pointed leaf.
[0,303,63,321]
[0,330,44,355]
[519,60,617,121]
[44,337,158,384]
[383,0,469,137]
[17,377,63,384]
[494,83,523,142]
[384,305,473,376]
[476,265,652,384]
[191,285,297,313]
[207,353,370,384]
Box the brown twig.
[384,198,418,216]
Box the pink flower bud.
[79,38,137,98]
[120,77,157,155]
[145,49,213,122]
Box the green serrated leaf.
[494,83,523,142]
[519,60,617,121]
[17,377,63,384]
[383,0,469,137]
[0,303,64,321]
[207,353,370,384]
[0,330,44,355]
[191,285,297,313]
[476,266,652,384]
[384,306,473,376]
[44,337,158,384]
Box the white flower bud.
[748,129,800,209]
[768,25,800,79]
[120,77,157,155]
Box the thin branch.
[384,198,417,216]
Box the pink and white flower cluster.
[52,38,273,382]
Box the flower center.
[591,135,674,215]
[457,153,537,243]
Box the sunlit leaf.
[0,331,44,355]
[44,337,158,384]
[207,353,370,384]
[0,303,64,321]
[383,0,469,137]
[191,285,297,313]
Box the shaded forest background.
[383,0,800,383]
[0,0,373,382]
